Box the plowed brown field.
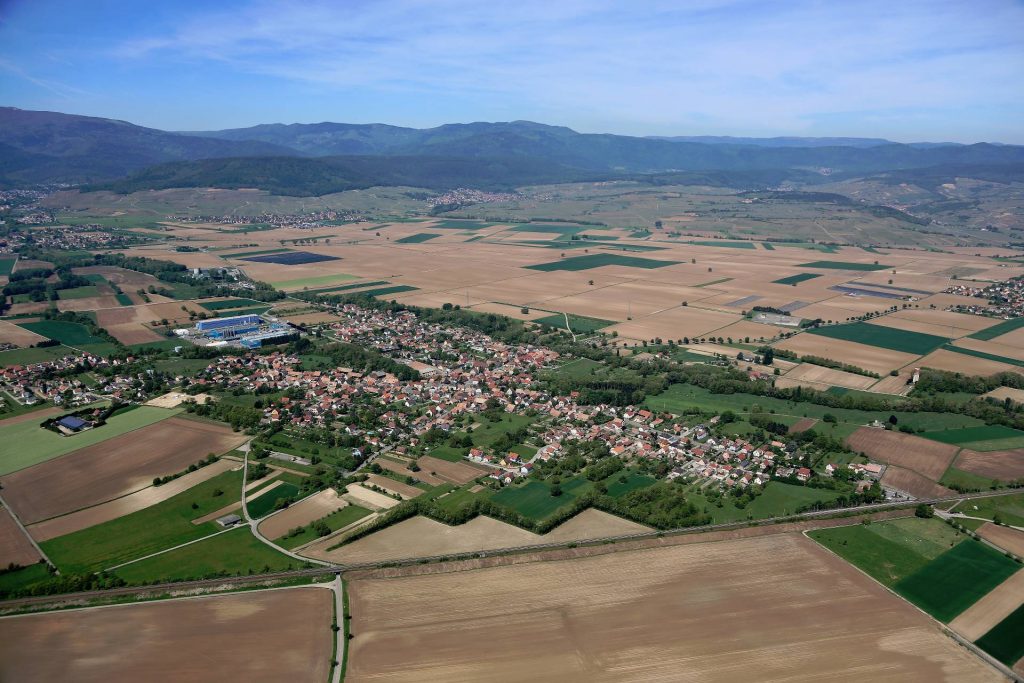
[0,586,333,683]
[846,427,958,480]
[0,506,40,567]
[955,448,1024,481]
[0,417,246,524]
[346,533,999,682]
[417,455,488,484]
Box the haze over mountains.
[2,107,1023,195]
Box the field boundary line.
[104,527,236,572]
[0,491,56,572]
[802,527,1023,682]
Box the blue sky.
[1,0,1023,142]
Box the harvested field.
[346,533,998,682]
[977,523,1024,558]
[281,311,339,325]
[417,455,488,484]
[846,427,958,480]
[365,474,424,499]
[144,391,212,408]
[955,449,1024,481]
[307,509,650,565]
[258,488,346,540]
[948,565,1024,641]
[785,363,877,390]
[346,483,401,510]
[0,418,246,524]
[375,457,444,486]
[917,348,1023,377]
[0,586,334,683]
[888,308,1001,333]
[0,506,41,567]
[955,337,1024,363]
[983,387,1024,405]
[881,466,954,499]
[605,305,738,342]
[27,459,238,542]
[789,417,818,433]
[0,320,47,347]
[103,322,164,345]
[775,334,917,375]
[870,372,915,395]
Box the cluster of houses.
[945,275,1024,319]
[166,208,365,231]
[0,352,148,407]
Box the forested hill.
[92,155,618,196]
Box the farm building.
[56,415,92,434]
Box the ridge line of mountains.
[2,107,1022,196]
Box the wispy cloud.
[3,0,1023,140]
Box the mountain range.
[1,107,1022,195]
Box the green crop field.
[114,527,297,584]
[0,405,179,475]
[197,298,268,311]
[773,273,822,285]
[492,476,590,520]
[809,517,966,586]
[114,292,133,306]
[533,313,615,333]
[395,232,442,243]
[0,562,51,596]
[526,253,681,272]
[894,540,1020,622]
[975,603,1024,666]
[469,413,536,449]
[951,492,1024,527]
[275,504,373,549]
[0,256,17,276]
[427,444,468,462]
[745,481,843,517]
[507,223,585,235]
[430,219,495,230]
[56,285,102,300]
[968,317,1024,341]
[41,469,244,573]
[247,482,301,519]
[761,242,776,250]
[799,261,891,270]
[604,472,656,497]
[550,357,605,379]
[16,320,107,348]
[0,344,74,367]
[806,322,948,355]
[922,424,1024,450]
[354,284,419,298]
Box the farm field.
[0,405,180,476]
[40,468,244,573]
[976,523,1024,557]
[952,492,1024,527]
[304,509,649,565]
[114,526,297,583]
[953,448,1024,482]
[922,425,1024,451]
[949,570,1024,641]
[26,458,239,542]
[0,506,40,568]
[0,417,245,525]
[276,504,373,550]
[806,321,949,355]
[894,540,1020,622]
[0,587,334,683]
[845,427,959,480]
[346,532,999,682]
[975,604,1024,669]
[257,487,347,540]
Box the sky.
[1,0,1023,143]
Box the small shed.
[216,514,242,527]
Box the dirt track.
[0,586,334,683]
[347,532,999,682]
